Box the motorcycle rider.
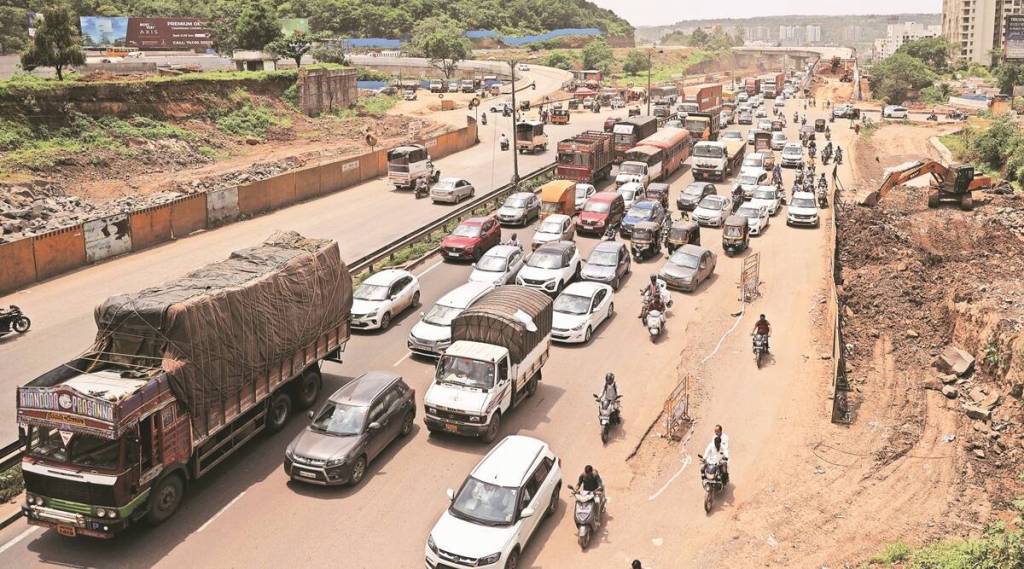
[772,163,783,186]
[499,132,509,150]
[640,275,669,319]
[752,313,771,352]
[577,465,605,515]
[414,176,429,198]
[834,146,843,165]
[818,173,828,190]
[731,183,745,211]
[506,232,521,249]
[702,425,731,485]
[481,111,488,125]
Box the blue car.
[620,199,666,237]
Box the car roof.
[542,214,571,222]
[472,435,550,487]
[461,217,488,226]
[590,191,621,203]
[437,281,493,308]
[783,143,802,149]
[508,191,534,199]
[678,244,707,256]
[483,244,520,258]
[592,240,624,254]
[619,182,643,190]
[329,371,401,405]
[561,281,611,297]
[793,191,816,199]
[536,240,575,253]
[437,177,465,184]
[363,269,411,286]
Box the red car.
[441,217,501,261]
[576,192,625,235]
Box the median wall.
[0,119,478,296]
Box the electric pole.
[508,58,520,185]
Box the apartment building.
[943,0,1024,64]
[873,22,943,60]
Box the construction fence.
[0,120,478,295]
[829,175,852,424]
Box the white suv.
[882,105,908,119]
[426,436,562,569]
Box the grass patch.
[867,524,1023,568]
[361,95,398,115]
[215,104,287,138]
[0,463,23,503]
[870,542,911,564]
[940,133,967,160]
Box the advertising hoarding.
[79,17,128,47]
[126,18,212,50]
[1007,15,1024,61]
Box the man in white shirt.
[702,424,730,484]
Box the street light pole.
[508,58,520,185]
[646,50,653,116]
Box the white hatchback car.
[408,281,493,357]
[531,214,575,249]
[616,182,645,209]
[469,245,525,286]
[426,436,561,569]
[516,241,581,295]
[351,269,420,330]
[882,105,908,119]
[551,282,614,344]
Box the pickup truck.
[422,286,552,443]
[692,140,746,182]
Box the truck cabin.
[693,142,725,160]
[434,343,509,391]
[677,102,700,115]
[684,115,712,137]
[387,145,428,173]
[516,121,545,143]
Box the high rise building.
[805,25,822,43]
[943,0,1024,64]
[873,22,943,60]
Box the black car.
[284,371,415,486]
[580,240,631,290]
[676,182,717,212]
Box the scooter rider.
[772,163,783,186]
[506,232,521,249]
[834,146,843,165]
[499,132,509,150]
[577,465,605,514]
[481,111,488,125]
[753,313,771,352]
[640,275,669,319]
[702,425,730,485]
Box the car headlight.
[427,535,439,554]
[327,455,349,468]
[426,406,438,414]
[571,322,586,331]
[478,553,502,565]
[468,415,482,423]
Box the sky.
[590,0,943,27]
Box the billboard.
[79,17,128,47]
[1007,15,1024,61]
[126,18,212,49]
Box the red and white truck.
[555,131,614,184]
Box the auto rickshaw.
[519,100,531,111]
[815,118,826,132]
[628,106,641,117]
[630,221,663,262]
[550,109,570,125]
[646,182,671,208]
[568,99,580,110]
[665,219,700,253]
[721,215,750,256]
[771,120,784,132]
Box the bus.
[611,116,658,163]
[634,127,691,179]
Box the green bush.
[870,524,1023,568]
[0,464,23,503]
[215,105,283,138]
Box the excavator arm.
[860,159,950,206]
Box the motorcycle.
[500,137,510,151]
[926,113,938,121]
[414,179,429,199]
[481,112,488,125]
[593,393,622,444]
[698,455,727,514]
[0,305,31,337]
[753,333,769,368]
[601,222,618,241]
[817,185,829,209]
[835,150,843,165]
[567,485,602,549]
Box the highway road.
[0,93,856,566]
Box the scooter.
[481,112,488,125]
[500,137,510,152]
[567,485,602,549]
[753,333,769,368]
[644,306,665,342]
[414,179,429,199]
[817,184,829,209]
[593,393,622,444]
[698,455,727,514]
[0,305,30,337]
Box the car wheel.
[349,455,367,486]
[400,411,414,436]
[584,326,592,343]
[412,291,421,307]
[505,548,520,569]
[612,275,620,290]
[608,302,615,318]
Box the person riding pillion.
[702,424,731,484]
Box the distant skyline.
[591,1,943,27]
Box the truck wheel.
[146,474,184,525]
[265,392,292,434]
[293,366,322,410]
[481,412,501,444]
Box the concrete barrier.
[32,226,86,281]
[207,187,240,225]
[129,204,172,251]
[170,193,208,237]
[84,215,132,263]
[0,240,36,293]
[293,165,323,202]
[360,151,382,182]
[237,179,271,215]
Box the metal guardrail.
[349,163,556,274]
[0,440,22,473]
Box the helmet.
[760,314,766,319]
[605,372,615,384]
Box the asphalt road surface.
[0,92,855,567]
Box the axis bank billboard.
[126,18,212,49]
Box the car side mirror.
[471,263,477,269]
[307,411,314,420]
[368,421,382,431]
[520,506,536,519]
[446,488,455,501]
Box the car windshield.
[527,252,566,269]
[436,355,495,390]
[722,132,742,140]
[619,188,638,200]
[423,304,462,326]
[554,293,592,315]
[784,147,801,156]
[743,158,762,167]
[588,249,619,266]
[698,197,725,210]
[753,189,776,200]
[626,206,653,220]
[354,283,390,301]
[773,134,786,141]
[584,200,610,213]
[792,197,817,208]
[683,185,706,196]
[28,427,121,470]
[693,145,723,158]
[476,254,508,272]
[737,206,761,218]
[504,197,529,208]
[310,403,367,436]
[669,251,701,269]
[739,174,761,185]
[575,186,592,199]
[450,477,517,526]
[452,224,481,238]
[620,163,645,175]
[538,220,563,234]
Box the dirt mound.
[838,190,1024,513]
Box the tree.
[581,37,613,74]
[919,82,952,104]
[622,50,650,76]
[234,1,282,51]
[20,6,85,81]
[994,62,1024,95]
[312,42,347,65]
[267,30,313,67]
[0,6,30,55]
[689,28,709,47]
[868,52,936,104]
[896,37,952,72]
[409,15,471,80]
[545,51,573,71]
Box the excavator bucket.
[859,191,881,207]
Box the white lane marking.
[0,526,39,555]
[701,302,747,365]
[393,352,412,367]
[197,491,246,533]
[649,453,693,501]
[415,259,444,278]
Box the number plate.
[445,423,459,433]
[297,470,318,479]
[57,525,77,537]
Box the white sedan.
[350,269,420,330]
[468,245,525,285]
[551,282,614,344]
[735,203,770,235]
[430,177,475,204]
[748,185,783,215]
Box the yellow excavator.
[860,159,994,211]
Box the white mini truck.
[423,287,552,444]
